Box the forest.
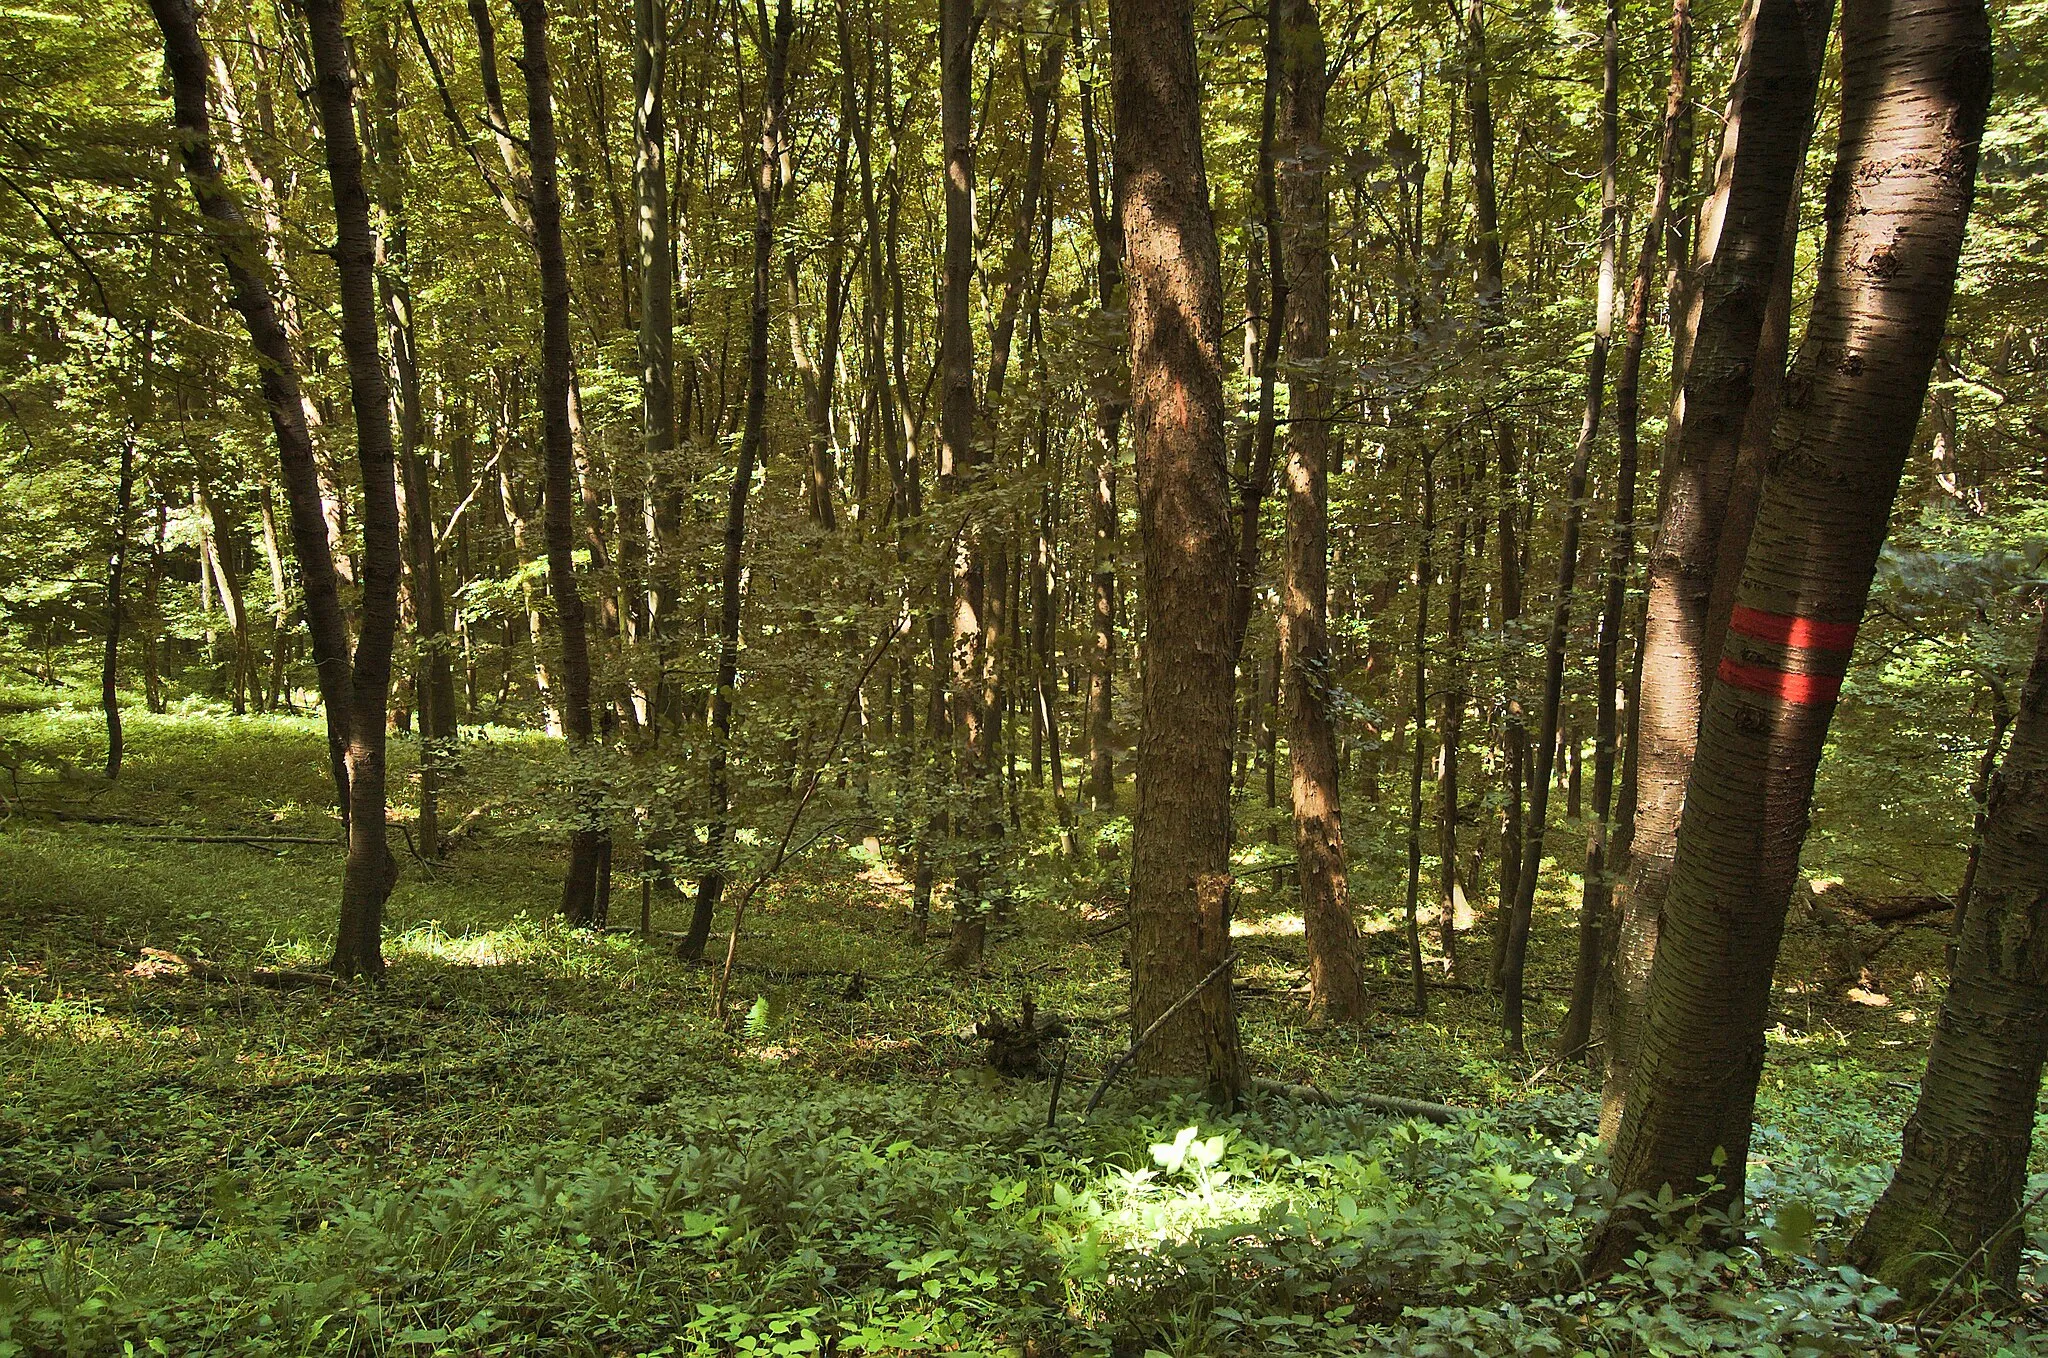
[0,0,2043,1347]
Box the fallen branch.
[1250,1076,1473,1125]
[1082,950,1240,1118]
[129,833,335,846]
[130,948,342,990]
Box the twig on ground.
[1081,950,1239,1118]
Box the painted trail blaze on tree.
[1713,605,1858,704]
[1591,0,1992,1271]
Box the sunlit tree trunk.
[1080,40,1122,816]
[1275,0,1365,1025]
[1113,0,1244,1101]
[1591,0,1991,1262]
[1602,0,1835,1128]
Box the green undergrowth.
[2,696,2043,1355]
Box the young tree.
[1851,604,2048,1300]
[1112,0,1244,1100]
[296,0,406,979]
[693,0,793,957]
[1591,0,1992,1264]
[511,0,609,925]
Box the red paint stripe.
[1716,657,1843,707]
[1729,605,1858,652]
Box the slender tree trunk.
[511,0,608,924]
[1466,0,1525,994]
[635,0,675,714]
[304,0,404,980]
[1438,473,1469,975]
[1549,0,1621,1060]
[691,0,791,958]
[1602,0,1835,1125]
[367,30,452,861]
[1404,448,1435,1017]
[1112,0,1244,1101]
[1591,0,1990,1262]
[1081,41,1122,815]
[103,416,142,777]
[1852,603,2048,1301]
[940,0,996,971]
[1278,0,1366,1025]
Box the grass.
[0,690,2041,1356]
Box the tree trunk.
[1404,449,1435,1017]
[691,0,791,958]
[1591,0,1990,1262]
[368,29,453,861]
[1081,42,1122,816]
[1602,0,1835,1129]
[1465,0,1525,995]
[634,0,675,725]
[1550,0,1621,1060]
[303,0,404,980]
[1278,0,1366,1026]
[1112,0,1244,1102]
[1851,603,2048,1301]
[940,0,996,971]
[511,0,608,925]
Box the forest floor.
[0,692,2041,1356]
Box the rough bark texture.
[1852,607,2048,1300]
[1276,0,1366,1026]
[1111,0,1244,1101]
[1602,0,1835,1130]
[304,0,403,980]
[1592,0,1990,1264]
[512,0,608,926]
[147,0,354,814]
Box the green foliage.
[2,702,2041,1357]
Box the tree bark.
[1591,0,1990,1262]
[303,0,404,980]
[940,0,997,971]
[511,0,609,925]
[1551,0,1622,1060]
[1081,36,1123,816]
[1852,603,2048,1301]
[1602,0,1835,1128]
[1112,0,1244,1101]
[143,0,357,785]
[691,0,791,958]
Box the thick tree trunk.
[1591,0,1990,1263]
[1112,0,1244,1101]
[1852,604,2048,1301]
[303,0,404,980]
[1602,0,1835,1128]
[512,0,609,925]
[691,0,791,959]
